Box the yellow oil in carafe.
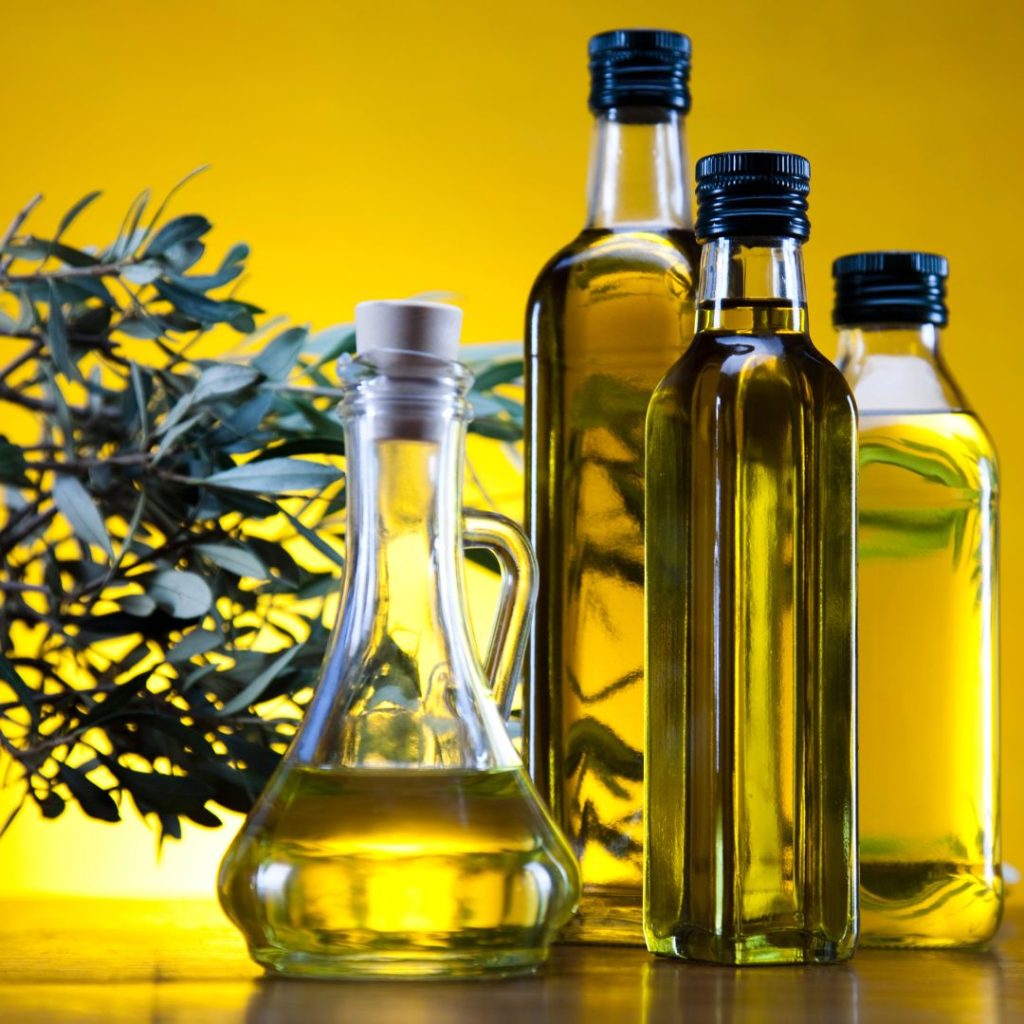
[219,764,580,977]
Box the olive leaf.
[52,473,114,558]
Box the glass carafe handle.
[463,510,538,720]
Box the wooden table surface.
[1,898,1021,1022]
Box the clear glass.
[524,104,699,944]
[837,323,1002,948]
[644,237,858,965]
[219,352,580,978]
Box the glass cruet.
[218,300,580,979]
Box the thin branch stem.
[0,194,43,273]
[0,261,131,286]
[0,339,42,382]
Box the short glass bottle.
[218,301,580,979]
[834,252,1002,948]
[525,27,700,945]
[644,152,858,965]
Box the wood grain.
[0,899,1021,1022]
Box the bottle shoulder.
[649,331,857,444]
[527,228,699,310]
[526,227,700,363]
[840,349,971,417]
[657,331,852,396]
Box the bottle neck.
[342,415,465,641]
[585,106,692,230]
[836,323,967,414]
[696,237,808,334]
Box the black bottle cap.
[695,151,811,242]
[832,251,949,327]
[588,29,692,113]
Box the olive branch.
[0,173,523,842]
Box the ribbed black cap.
[588,29,692,113]
[695,151,811,242]
[832,251,949,327]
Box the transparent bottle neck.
[342,408,466,637]
[585,106,692,230]
[836,323,967,414]
[696,237,808,334]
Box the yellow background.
[0,0,1021,897]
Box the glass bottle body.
[644,239,858,964]
[219,354,580,978]
[525,106,699,943]
[838,324,1002,948]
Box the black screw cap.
[588,29,692,113]
[695,151,811,242]
[832,251,949,327]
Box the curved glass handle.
[463,509,538,720]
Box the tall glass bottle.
[525,28,699,944]
[645,153,858,965]
[834,252,1002,948]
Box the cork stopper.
[355,300,463,363]
[352,300,465,442]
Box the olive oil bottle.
[834,252,1002,948]
[219,302,579,978]
[525,29,699,944]
[645,153,858,965]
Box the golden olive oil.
[645,299,858,964]
[857,411,1001,947]
[218,765,580,978]
[526,226,698,941]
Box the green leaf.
[172,242,248,291]
[116,316,164,339]
[58,764,120,823]
[122,261,163,285]
[52,473,114,558]
[38,792,66,820]
[168,628,224,664]
[0,652,39,726]
[280,507,346,570]
[108,189,150,259]
[197,542,269,579]
[70,276,116,306]
[470,416,521,441]
[138,166,210,251]
[75,669,151,729]
[144,214,211,258]
[202,457,342,494]
[254,327,307,380]
[13,290,36,332]
[306,324,356,366]
[118,594,156,617]
[152,412,203,463]
[472,359,523,391]
[0,436,30,487]
[219,644,302,716]
[153,280,253,327]
[145,569,212,618]
[24,237,100,268]
[47,282,82,383]
[55,190,102,239]
[249,437,347,462]
[192,363,260,403]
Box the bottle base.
[252,946,548,980]
[559,885,644,946]
[858,861,1003,950]
[647,926,855,966]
